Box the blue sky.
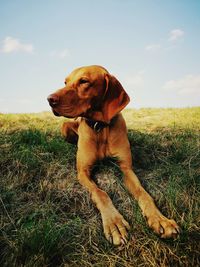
[0,0,200,113]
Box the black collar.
[85,119,110,132]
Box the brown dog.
[47,65,179,245]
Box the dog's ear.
[102,74,130,122]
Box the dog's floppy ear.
[102,74,130,122]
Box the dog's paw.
[147,213,180,238]
[102,209,130,245]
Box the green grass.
[0,107,200,267]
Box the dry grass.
[0,107,200,267]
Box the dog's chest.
[95,128,112,159]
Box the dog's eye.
[80,78,89,84]
[64,81,67,85]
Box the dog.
[47,65,179,245]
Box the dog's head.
[47,65,130,123]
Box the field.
[0,107,200,267]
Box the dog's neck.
[85,116,116,132]
[85,119,109,132]
[85,110,107,123]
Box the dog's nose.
[47,94,59,107]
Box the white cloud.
[59,49,70,58]
[163,74,200,95]
[50,48,70,59]
[145,43,161,52]
[145,28,185,52]
[123,70,145,89]
[1,36,34,53]
[168,29,184,42]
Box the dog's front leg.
[119,158,180,238]
[76,155,130,245]
[110,130,180,239]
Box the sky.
[0,0,200,113]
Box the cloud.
[0,36,34,53]
[163,74,200,95]
[168,29,184,42]
[145,44,161,52]
[145,28,185,52]
[59,49,70,58]
[50,48,70,59]
[124,70,145,88]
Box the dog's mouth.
[52,109,61,116]
[52,108,81,118]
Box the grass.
[0,107,200,267]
